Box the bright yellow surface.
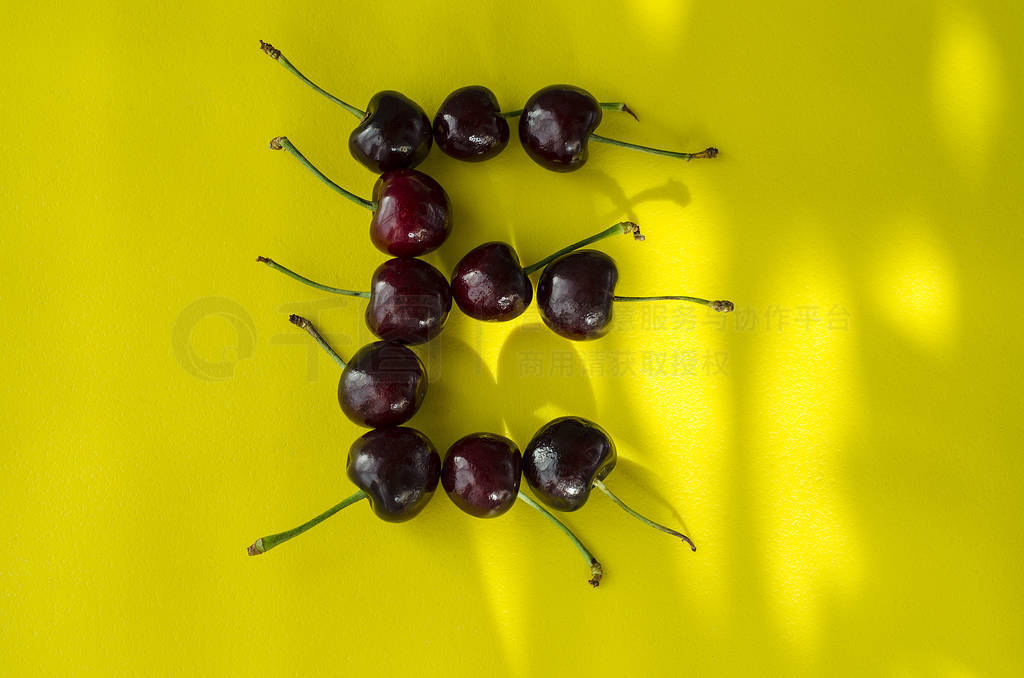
[2,1,1022,675]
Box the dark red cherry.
[451,242,533,321]
[269,137,451,257]
[535,249,734,341]
[433,86,510,161]
[523,416,697,549]
[338,341,426,428]
[370,169,452,257]
[367,258,452,345]
[441,433,522,518]
[348,427,441,522]
[285,315,427,428]
[537,250,617,340]
[519,85,602,172]
[259,259,453,345]
[523,417,615,512]
[246,425,440,555]
[349,91,433,173]
[440,430,604,585]
[260,46,431,173]
[515,82,718,171]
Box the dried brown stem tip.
[289,314,313,331]
[710,300,734,313]
[259,41,281,60]
[621,104,639,122]
[269,136,286,150]
[622,222,645,241]
[589,560,604,587]
[690,147,719,160]
[247,539,265,556]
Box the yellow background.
[2,0,1022,675]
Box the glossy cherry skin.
[347,427,441,522]
[433,86,510,161]
[450,242,533,321]
[370,169,452,257]
[519,85,602,172]
[338,341,426,428]
[441,433,522,518]
[349,91,432,173]
[536,250,617,340]
[367,258,453,345]
[523,417,616,512]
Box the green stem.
[518,492,603,587]
[590,133,718,161]
[269,136,376,211]
[593,479,696,551]
[288,314,348,369]
[257,256,371,298]
[499,108,522,118]
[613,296,734,313]
[599,102,638,121]
[247,490,368,555]
[259,41,365,119]
[522,221,645,275]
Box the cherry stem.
[500,102,636,121]
[522,221,645,275]
[268,136,376,211]
[589,133,718,161]
[257,256,371,298]
[614,296,734,313]
[259,41,365,119]
[593,479,696,551]
[599,102,639,121]
[247,490,368,555]
[518,492,603,587]
[288,314,348,369]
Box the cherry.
[370,169,451,257]
[259,256,452,345]
[348,427,440,520]
[441,432,603,586]
[350,91,432,173]
[432,86,510,161]
[451,243,531,321]
[442,433,522,517]
[270,137,451,257]
[537,250,733,341]
[518,85,603,172]
[261,42,431,172]
[517,84,717,172]
[366,258,452,344]
[451,221,643,322]
[523,417,696,550]
[247,426,440,555]
[287,314,426,428]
